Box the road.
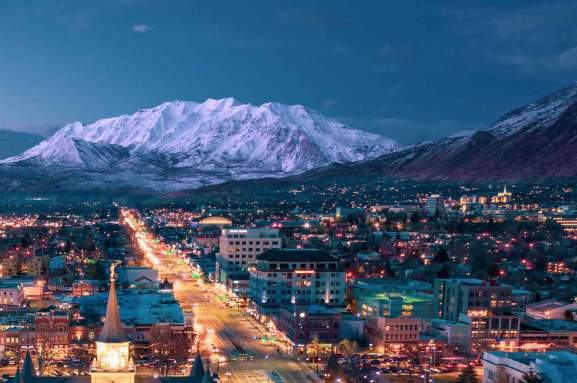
[121,209,321,383]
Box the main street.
[121,209,321,383]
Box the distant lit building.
[426,194,444,216]
[491,185,513,204]
[526,299,577,320]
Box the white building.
[249,249,345,316]
[215,228,280,285]
[482,351,577,383]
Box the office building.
[249,249,345,316]
[215,228,281,288]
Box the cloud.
[3,123,61,137]
[278,8,351,28]
[132,24,154,33]
[320,99,337,111]
[378,44,416,62]
[560,46,577,68]
[444,1,577,74]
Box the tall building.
[433,279,519,352]
[426,194,444,216]
[248,249,345,316]
[215,228,281,288]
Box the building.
[72,280,100,297]
[426,194,444,216]
[424,319,471,354]
[433,279,519,352]
[366,316,423,353]
[433,279,513,322]
[482,351,577,383]
[519,319,577,351]
[117,266,159,289]
[491,185,513,204]
[353,290,433,319]
[277,304,341,354]
[215,228,281,287]
[0,280,25,306]
[198,216,232,227]
[526,299,577,320]
[249,249,345,316]
[35,308,71,360]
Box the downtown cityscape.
[1,1,577,383]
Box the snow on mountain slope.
[0,98,399,191]
[298,81,577,182]
[489,82,577,137]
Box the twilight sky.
[1,0,577,144]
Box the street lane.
[121,209,321,383]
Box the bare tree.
[36,331,55,376]
[150,325,191,376]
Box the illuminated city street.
[121,209,322,383]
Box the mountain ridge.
[0,98,399,192]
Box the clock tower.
[91,261,135,383]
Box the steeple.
[201,364,212,383]
[190,352,205,380]
[12,366,23,383]
[22,351,36,379]
[98,261,127,342]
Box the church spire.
[12,366,23,383]
[190,352,205,380]
[22,351,35,379]
[98,261,127,342]
[201,363,212,383]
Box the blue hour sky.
[1,0,577,144]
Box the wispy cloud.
[132,24,154,33]
[443,1,577,74]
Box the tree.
[21,231,33,248]
[36,331,56,376]
[456,365,479,383]
[150,325,191,376]
[521,369,545,383]
[325,353,340,383]
[433,247,450,264]
[437,263,451,279]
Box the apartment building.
[248,249,345,316]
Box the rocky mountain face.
[0,98,399,192]
[312,82,577,182]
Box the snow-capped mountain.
[0,98,399,192]
[294,82,577,182]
